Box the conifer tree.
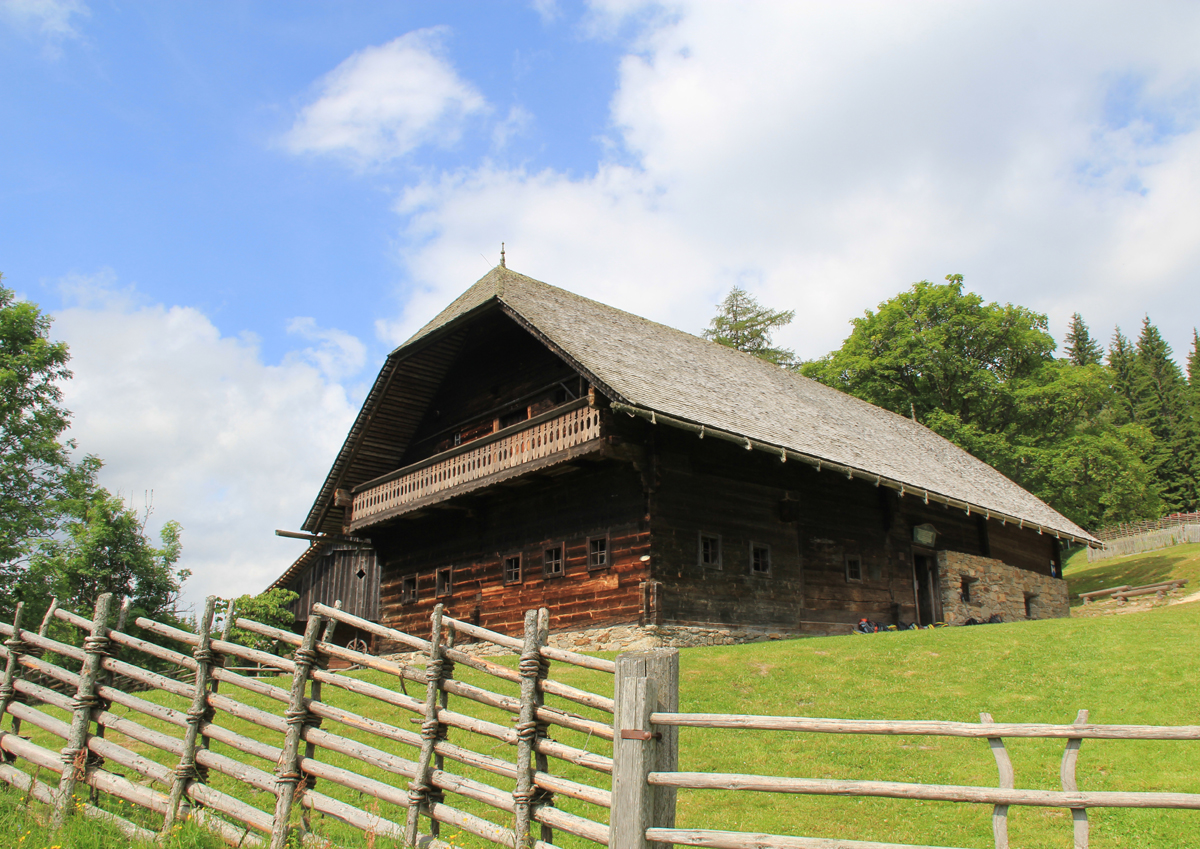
[1108,328,1139,424]
[703,285,796,366]
[1188,330,1200,407]
[1133,318,1195,512]
[1063,313,1103,366]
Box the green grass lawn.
[3,595,1198,849]
[1063,541,1200,602]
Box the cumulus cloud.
[285,28,489,167]
[51,272,360,609]
[0,0,87,46]
[385,1,1200,361]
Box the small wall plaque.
[913,523,937,546]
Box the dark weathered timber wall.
[291,546,380,622]
[401,312,581,466]
[986,518,1058,575]
[636,420,1065,632]
[369,459,649,643]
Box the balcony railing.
[350,401,603,529]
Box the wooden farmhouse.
[270,266,1098,651]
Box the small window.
[750,544,771,576]
[960,576,975,603]
[845,554,862,583]
[1024,593,1037,619]
[588,536,609,570]
[503,554,522,585]
[436,567,452,597]
[699,533,722,569]
[544,545,564,578]
[401,574,418,604]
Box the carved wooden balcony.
[348,400,603,531]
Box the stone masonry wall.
[937,550,1068,624]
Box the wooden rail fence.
[616,651,1200,849]
[1,605,1195,849]
[0,594,616,848]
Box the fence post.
[513,608,551,848]
[1061,709,1089,849]
[406,603,448,848]
[981,712,1012,849]
[614,649,679,849]
[162,595,218,835]
[300,600,339,836]
[0,603,26,743]
[52,592,114,830]
[268,611,324,849]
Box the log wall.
[371,459,650,642]
[639,421,1067,633]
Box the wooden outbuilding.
[270,266,1097,646]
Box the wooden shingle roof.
[303,266,1097,545]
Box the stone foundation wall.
[547,623,794,653]
[937,551,1068,624]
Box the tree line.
[705,277,1199,531]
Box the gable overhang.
[301,295,622,537]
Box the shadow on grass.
[1064,542,1200,601]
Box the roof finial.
[500,242,506,268]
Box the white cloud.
[285,28,488,167]
[51,272,360,610]
[0,0,86,38]
[383,1,1200,362]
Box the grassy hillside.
[1063,541,1200,602]
[3,599,1199,849]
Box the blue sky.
[3,0,1200,609]
[2,2,621,364]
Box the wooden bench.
[1113,579,1189,602]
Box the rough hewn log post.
[513,608,550,848]
[405,603,448,847]
[615,649,679,849]
[531,609,553,845]
[52,592,114,830]
[982,711,1013,849]
[613,652,662,849]
[0,603,26,744]
[268,612,323,849]
[1061,709,1090,849]
[89,597,132,806]
[162,595,218,834]
[431,619,454,840]
[300,601,339,836]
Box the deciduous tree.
[0,277,74,572]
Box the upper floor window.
[699,533,722,569]
[750,543,771,576]
[401,574,418,604]
[544,545,564,578]
[588,536,609,570]
[503,554,522,585]
[436,567,452,597]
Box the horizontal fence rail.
[612,652,1198,849]
[0,595,616,849]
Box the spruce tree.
[1133,317,1195,512]
[1107,328,1139,424]
[1064,313,1103,366]
[703,285,796,366]
[1188,330,1200,408]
